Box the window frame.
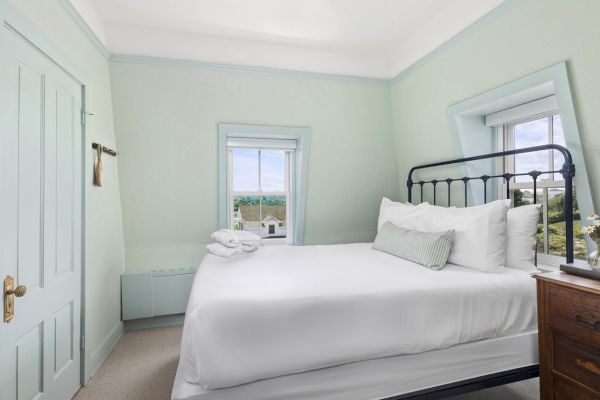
[218,124,310,246]
[447,63,595,270]
[226,148,293,244]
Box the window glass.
[260,150,286,192]
[232,195,260,232]
[508,114,586,261]
[232,149,259,192]
[230,148,291,242]
[260,196,287,239]
[544,188,586,260]
[514,118,550,181]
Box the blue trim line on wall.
[390,0,521,84]
[109,54,390,86]
[0,0,89,83]
[57,0,110,59]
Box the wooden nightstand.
[534,272,600,399]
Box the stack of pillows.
[373,197,541,273]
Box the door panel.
[53,301,74,377]
[44,83,58,278]
[1,21,83,400]
[16,323,44,400]
[17,63,44,291]
[56,88,75,277]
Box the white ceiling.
[69,0,506,80]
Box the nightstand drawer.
[548,285,600,345]
[535,273,600,400]
[553,333,600,395]
[555,376,599,400]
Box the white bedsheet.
[172,330,538,400]
[179,243,536,390]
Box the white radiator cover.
[121,268,196,320]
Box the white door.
[0,21,83,400]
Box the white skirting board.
[121,268,196,321]
[85,321,124,382]
[124,314,185,331]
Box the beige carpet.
[73,326,182,400]
[73,325,539,400]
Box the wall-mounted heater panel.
[121,268,196,321]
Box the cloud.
[513,116,566,182]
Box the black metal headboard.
[407,144,576,263]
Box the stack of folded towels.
[207,229,262,258]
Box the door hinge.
[81,109,95,127]
[80,334,85,350]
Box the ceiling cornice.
[108,53,390,85]
[60,0,519,85]
[59,0,110,58]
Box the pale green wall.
[109,61,398,271]
[9,0,598,382]
[391,0,600,207]
[7,0,126,379]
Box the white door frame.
[0,0,89,385]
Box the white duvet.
[179,243,536,389]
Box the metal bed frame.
[389,144,576,399]
[407,144,575,263]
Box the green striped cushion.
[373,222,454,270]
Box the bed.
[172,144,576,400]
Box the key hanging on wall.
[94,144,103,187]
[91,143,118,187]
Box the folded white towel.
[210,229,261,248]
[241,242,259,252]
[206,243,243,258]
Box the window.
[228,146,292,243]
[218,124,310,246]
[501,114,586,261]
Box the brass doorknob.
[4,275,25,323]
[7,285,26,297]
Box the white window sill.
[261,240,291,246]
[535,263,560,273]
[535,255,588,274]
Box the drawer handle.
[574,312,600,330]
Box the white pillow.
[377,198,426,232]
[506,204,541,272]
[417,200,510,273]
